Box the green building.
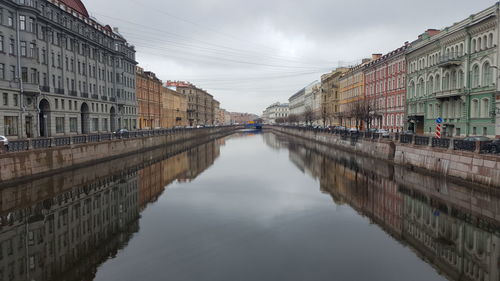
[406,3,499,138]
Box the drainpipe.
[15,10,25,138]
[465,31,472,137]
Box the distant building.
[339,55,379,129]
[160,86,188,128]
[136,67,162,129]
[321,68,350,126]
[364,44,408,132]
[262,102,289,124]
[166,81,215,126]
[230,112,259,124]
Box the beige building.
[160,86,188,128]
[321,68,350,126]
[166,81,215,126]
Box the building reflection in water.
[264,133,500,281]
[0,139,222,281]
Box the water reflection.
[2,132,499,281]
[0,140,221,281]
[264,133,500,281]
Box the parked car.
[113,129,129,136]
[349,128,359,133]
[376,129,390,138]
[484,139,500,154]
[0,135,8,147]
[401,130,415,135]
[463,136,490,142]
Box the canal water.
[1,131,499,281]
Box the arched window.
[427,76,434,95]
[478,37,482,51]
[435,74,441,91]
[471,99,479,118]
[458,70,464,88]
[409,81,415,98]
[442,101,448,118]
[483,35,488,49]
[443,73,450,90]
[418,79,424,96]
[459,43,464,56]
[481,98,490,118]
[472,65,480,87]
[454,100,461,118]
[482,62,492,86]
[451,70,457,89]
[488,33,494,48]
[472,39,476,53]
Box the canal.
[1,131,499,281]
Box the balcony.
[110,97,116,102]
[91,94,99,100]
[81,92,89,98]
[40,85,50,93]
[437,53,462,68]
[434,88,465,99]
[22,83,41,95]
[101,96,108,101]
[55,88,65,95]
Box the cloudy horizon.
[85,0,496,115]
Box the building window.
[0,35,3,52]
[2,93,8,106]
[0,64,4,80]
[19,15,26,30]
[92,118,98,131]
[472,65,480,87]
[13,94,18,106]
[69,117,77,132]
[480,98,490,118]
[7,12,13,27]
[56,117,64,133]
[482,62,492,86]
[483,127,488,136]
[471,99,479,118]
[4,116,18,136]
[102,118,108,131]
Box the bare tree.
[275,117,286,124]
[303,106,316,126]
[287,114,299,125]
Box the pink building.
[364,44,409,132]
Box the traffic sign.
[435,117,443,124]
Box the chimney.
[426,29,440,36]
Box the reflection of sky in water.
[94,133,447,281]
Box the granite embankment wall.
[268,126,396,161]
[268,126,500,188]
[0,127,238,183]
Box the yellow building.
[160,86,188,128]
[339,55,380,129]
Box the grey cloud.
[86,0,495,113]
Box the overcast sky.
[85,0,495,114]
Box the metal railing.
[271,125,500,156]
[432,138,450,148]
[1,126,239,154]
[454,139,476,152]
[414,136,430,146]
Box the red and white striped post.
[435,124,442,139]
[435,117,443,139]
